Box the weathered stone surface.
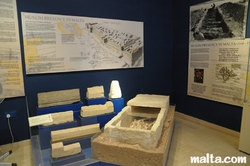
[51,123,101,143]
[43,110,74,126]
[86,86,104,99]
[127,94,169,108]
[51,142,81,159]
[81,101,113,117]
[37,89,80,108]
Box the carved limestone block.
[81,101,113,117]
[43,110,74,126]
[104,94,169,150]
[37,89,80,108]
[127,94,169,108]
[86,86,104,99]
[51,142,81,159]
[51,123,101,143]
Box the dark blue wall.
[2,0,247,145]
[0,0,173,145]
[172,0,250,132]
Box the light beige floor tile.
[0,140,33,166]
[166,116,250,166]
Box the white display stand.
[239,103,250,154]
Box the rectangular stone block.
[81,101,113,117]
[86,86,104,99]
[38,89,80,108]
[51,123,101,143]
[127,94,169,108]
[43,110,74,126]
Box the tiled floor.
[0,139,33,166]
[166,115,250,166]
[0,112,249,166]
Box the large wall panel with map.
[21,12,144,74]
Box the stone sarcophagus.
[103,94,169,149]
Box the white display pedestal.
[239,103,250,154]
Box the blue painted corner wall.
[1,0,249,145]
[0,0,173,145]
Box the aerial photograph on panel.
[190,0,248,41]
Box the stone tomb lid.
[127,94,169,108]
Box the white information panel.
[188,40,250,107]
[188,0,249,106]
[0,0,25,98]
[21,12,144,74]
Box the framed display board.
[21,12,144,74]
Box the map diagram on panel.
[216,64,240,83]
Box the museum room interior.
[0,0,250,165]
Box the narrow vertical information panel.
[239,103,250,154]
[239,49,250,154]
[0,0,25,98]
